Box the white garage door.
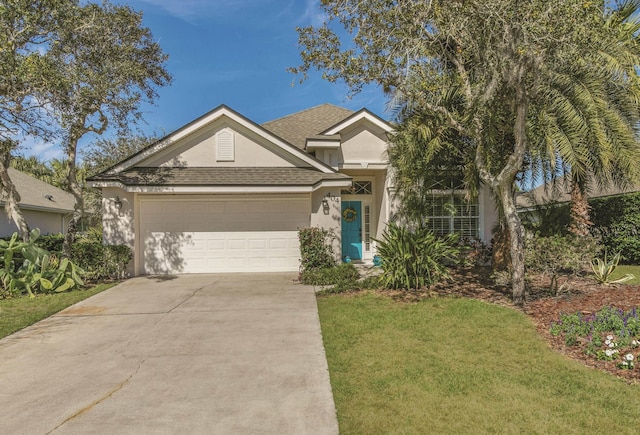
[139,196,309,274]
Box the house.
[88,104,497,275]
[516,179,640,210]
[0,167,75,236]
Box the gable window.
[326,150,339,168]
[341,181,372,195]
[216,128,235,162]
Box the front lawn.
[318,293,640,434]
[609,265,640,285]
[0,283,115,339]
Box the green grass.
[609,265,640,285]
[318,293,640,434]
[0,283,115,339]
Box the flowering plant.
[551,306,640,370]
[618,353,635,370]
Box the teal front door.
[341,201,362,261]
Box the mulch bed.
[377,267,640,383]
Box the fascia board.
[305,139,341,149]
[87,181,350,194]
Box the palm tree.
[527,1,640,237]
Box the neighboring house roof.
[1,168,74,214]
[89,167,350,187]
[261,104,355,150]
[517,179,640,209]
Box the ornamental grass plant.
[374,223,459,290]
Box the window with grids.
[424,194,479,239]
[341,181,372,195]
[364,205,371,251]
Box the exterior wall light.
[322,192,335,208]
[114,196,123,211]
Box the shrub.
[0,230,84,298]
[458,237,492,267]
[71,239,132,282]
[298,227,336,272]
[520,191,640,264]
[374,223,459,290]
[590,192,640,264]
[525,233,600,295]
[35,234,65,253]
[301,263,361,294]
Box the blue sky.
[28,0,389,161]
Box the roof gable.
[106,105,336,175]
[322,108,394,135]
[261,104,355,150]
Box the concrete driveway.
[0,273,338,435]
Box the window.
[341,181,372,195]
[364,204,371,251]
[424,194,479,239]
[216,129,234,161]
[325,151,339,167]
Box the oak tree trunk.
[0,155,29,241]
[499,186,526,305]
[62,137,83,258]
[491,219,511,272]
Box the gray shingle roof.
[1,168,75,213]
[261,104,354,149]
[90,167,351,187]
[517,179,640,209]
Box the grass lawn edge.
[0,282,118,339]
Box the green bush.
[525,233,600,294]
[298,227,336,272]
[520,191,640,264]
[301,263,361,293]
[35,234,65,253]
[374,223,459,290]
[0,230,131,288]
[0,230,84,298]
[591,193,640,264]
[71,239,132,282]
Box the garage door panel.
[140,198,308,274]
[249,239,267,250]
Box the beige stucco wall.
[310,187,342,261]
[339,124,389,165]
[0,208,69,236]
[102,187,136,276]
[139,120,301,168]
[102,187,135,249]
